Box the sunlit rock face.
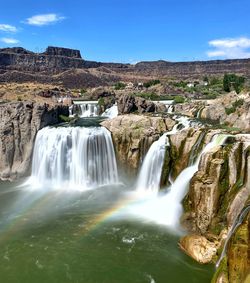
[101,114,175,175]
[0,101,68,180]
[177,132,250,278]
[117,94,166,115]
[184,134,250,236]
[179,235,217,264]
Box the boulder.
[179,234,217,264]
[117,94,166,114]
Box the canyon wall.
[0,101,68,180]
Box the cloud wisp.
[25,13,65,26]
[1,37,20,44]
[207,37,250,59]
[0,24,18,33]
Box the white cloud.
[1,37,20,44]
[0,24,18,33]
[207,37,250,59]
[25,13,65,26]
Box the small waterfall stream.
[29,126,118,190]
[80,103,98,117]
[101,104,118,119]
[216,204,250,268]
[136,133,168,193]
[70,103,99,117]
[136,116,191,194]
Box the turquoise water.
[0,181,213,283]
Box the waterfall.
[196,108,203,118]
[160,134,230,227]
[136,133,168,193]
[29,126,118,190]
[70,103,99,117]
[136,116,191,194]
[130,134,230,229]
[167,105,174,113]
[80,103,98,117]
[216,205,250,268]
[101,104,118,119]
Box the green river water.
[0,180,213,283]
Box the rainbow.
[0,189,139,243]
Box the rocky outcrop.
[213,209,250,283]
[169,128,207,178]
[101,114,175,174]
[184,134,250,236]
[44,46,82,58]
[134,59,250,78]
[0,101,68,180]
[177,132,250,276]
[0,46,85,73]
[179,234,218,264]
[174,92,250,131]
[117,94,166,114]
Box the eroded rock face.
[213,211,250,283]
[0,101,68,180]
[186,135,250,235]
[117,94,166,115]
[101,114,175,174]
[169,128,206,178]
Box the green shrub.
[98,97,105,106]
[210,77,222,86]
[170,81,187,88]
[225,99,244,115]
[59,115,72,123]
[114,82,126,90]
[80,89,86,95]
[173,96,185,104]
[223,74,245,93]
[134,92,158,100]
[143,79,161,88]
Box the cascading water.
[167,105,174,113]
[101,104,118,119]
[80,103,98,117]
[29,126,118,190]
[129,133,230,230]
[70,103,99,117]
[136,116,191,194]
[136,133,168,193]
[159,134,230,227]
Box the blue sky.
[0,0,250,63]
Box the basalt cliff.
[0,46,250,88]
